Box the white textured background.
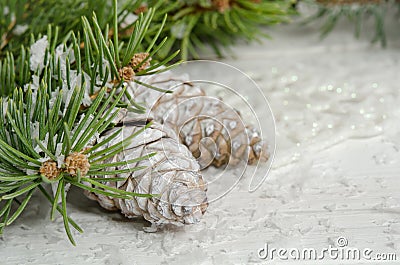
[2,10,400,265]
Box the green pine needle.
[303,0,395,47]
[0,0,176,245]
[136,0,291,60]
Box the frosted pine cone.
[127,70,269,169]
[84,115,208,226]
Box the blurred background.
[1,1,400,264]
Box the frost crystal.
[24,75,40,93]
[13,25,28,35]
[62,72,92,112]
[31,121,40,140]
[1,98,8,118]
[55,143,65,168]
[26,162,39,176]
[121,12,138,27]
[185,135,193,145]
[171,22,187,39]
[3,6,9,15]
[205,123,215,136]
[30,36,49,73]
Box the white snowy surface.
[2,17,400,265]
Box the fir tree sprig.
[302,0,399,47]
[0,0,145,58]
[1,0,293,61]
[0,80,155,245]
[135,0,293,60]
[0,0,177,245]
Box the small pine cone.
[134,4,148,15]
[65,152,90,177]
[118,66,135,81]
[129,53,151,72]
[212,0,231,12]
[127,71,269,169]
[84,116,208,226]
[40,160,60,181]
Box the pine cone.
[128,71,269,169]
[84,116,208,226]
[65,152,90,177]
[39,160,61,181]
[118,66,135,81]
[129,52,151,72]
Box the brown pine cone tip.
[134,4,148,15]
[65,152,90,177]
[40,160,61,181]
[118,66,135,81]
[212,0,231,12]
[129,52,151,72]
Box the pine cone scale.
[85,117,208,226]
[129,71,270,168]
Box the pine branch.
[0,1,175,245]
[133,0,293,60]
[0,80,155,244]
[1,0,293,61]
[0,0,144,58]
[302,0,399,47]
